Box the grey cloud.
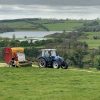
[0,0,100,6]
[0,5,100,20]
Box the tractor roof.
[41,49,56,51]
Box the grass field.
[43,20,83,31]
[80,32,100,48]
[81,39,100,48]
[86,32,100,39]
[0,19,83,31]
[0,67,100,100]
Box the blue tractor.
[38,49,68,69]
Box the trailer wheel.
[38,58,46,68]
[53,61,60,69]
[8,60,15,67]
[8,62,12,67]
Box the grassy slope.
[0,19,83,31]
[80,32,100,48]
[81,39,100,48]
[0,67,100,100]
[43,20,83,31]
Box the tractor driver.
[44,50,51,57]
[48,50,52,57]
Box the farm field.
[0,19,83,31]
[81,39,100,48]
[0,67,100,100]
[80,32,100,48]
[86,32,100,39]
[43,20,83,31]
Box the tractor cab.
[41,49,56,57]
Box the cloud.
[0,0,100,6]
[0,5,100,20]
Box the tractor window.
[44,51,50,57]
[42,50,57,57]
[51,50,56,56]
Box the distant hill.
[0,18,84,32]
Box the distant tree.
[20,41,29,47]
[77,20,100,32]
[24,36,27,39]
[12,34,16,40]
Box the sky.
[0,0,100,6]
[0,0,100,20]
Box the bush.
[96,66,100,70]
[96,57,100,70]
[25,47,39,59]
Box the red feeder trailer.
[4,48,12,64]
[4,47,32,67]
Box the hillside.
[0,18,84,32]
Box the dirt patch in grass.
[0,63,8,67]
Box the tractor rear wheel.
[53,61,60,69]
[38,58,46,68]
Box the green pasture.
[81,39,100,48]
[80,32,100,48]
[0,19,83,31]
[86,32,100,39]
[43,20,83,31]
[0,67,100,100]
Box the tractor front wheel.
[53,61,60,69]
[38,58,46,68]
[61,62,68,69]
